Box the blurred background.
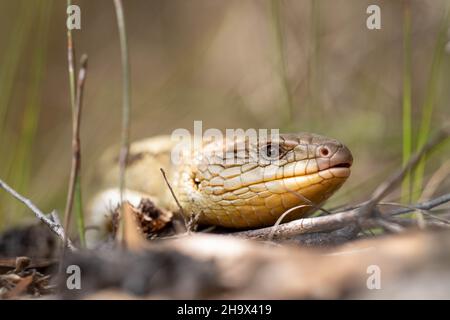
[0,0,449,230]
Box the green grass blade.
[0,1,34,162]
[412,7,449,200]
[0,1,36,226]
[9,0,52,188]
[401,1,412,204]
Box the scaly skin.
[89,133,353,230]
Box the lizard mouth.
[325,161,352,178]
[330,162,352,169]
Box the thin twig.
[288,190,333,216]
[113,0,131,245]
[419,159,450,201]
[65,0,85,247]
[66,0,76,113]
[0,179,76,250]
[375,216,450,230]
[187,212,201,233]
[268,204,311,241]
[160,168,189,230]
[63,54,88,248]
[374,218,405,233]
[385,193,450,217]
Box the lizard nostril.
[319,146,330,157]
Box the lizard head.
[177,132,353,228]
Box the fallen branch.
[287,224,361,246]
[233,206,363,240]
[0,179,76,251]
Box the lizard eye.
[261,143,281,160]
